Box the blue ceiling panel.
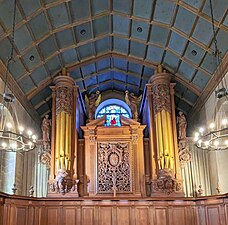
[39,87,52,99]
[192,71,210,89]
[192,18,213,45]
[81,63,96,76]
[62,49,78,65]
[14,25,33,52]
[113,15,130,36]
[76,81,84,90]
[177,61,196,81]
[133,0,154,19]
[130,41,146,58]
[140,80,147,90]
[97,58,110,71]
[168,31,187,54]
[39,35,57,59]
[113,0,131,14]
[78,43,94,59]
[87,86,99,94]
[99,82,112,92]
[93,16,109,37]
[91,0,109,15]
[174,7,196,35]
[0,2,22,29]
[184,42,205,65]
[163,51,180,73]
[98,72,112,83]
[201,53,216,74]
[113,58,127,70]
[181,0,201,8]
[113,83,126,92]
[0,38,13,63]
[45,56,61,75]
[75,22,92,42]
[18,76,35,94]
[55,29,74,49]
[9,59,27,80]
[203,0,227,22]
[150,25,169,46]
[126,85,138,95]
[183,89,198,105]
[174,81,187,96]
[22,47,42,71]
[37,103,50,116]
[154,0,175,24]
[216,29,228,56]
[31,66,49,86]
[113,71,126,82]
[131,20,150,41]
[113,37,129,54]
[128,62,142,74]
[0,26,4,36]
[70,68,81,80]
[84,76,97,87]
[19,0,41,17]
[48,3,69,29]
[224,14,228,26]
[95,37,110,54]
[127,75,140,86]
[29,13,50,40]
[143,67,154,80]
[177,100,192,114]
[146,45,164,63]
[44,0,56,4]
[70,0,90,21]
[30,94,44,106]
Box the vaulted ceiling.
[0,0,227,124]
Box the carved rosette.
[39,151,51,169]
[49,169,79,195]
[151,169,182,194]
[152,83,171,115]
[97,142,131,193]
[178,139,192,166]
[56,86,73,115]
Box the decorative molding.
[56,87,73,115]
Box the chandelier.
[193,0,228,151]
[0,0,36,152]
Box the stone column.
[149,65,183,196]
[48,68,79,197]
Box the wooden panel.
[117,207,130,225]
[82,207,94,225]
[155,208,168,225]
[135,207,149,225]
[16,207,27,225]
[63,208,76,225]
[46,208,59,225]
[99,207,112,225]
[172,208,185,225]
[206,207,220,225]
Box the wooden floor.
[0,192,227,225]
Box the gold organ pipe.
[68,115,72,171]
[60,112,66,169]
[55,115,60,171]
[65,114,69,170]
[161,110,169,155]
[166,111,174,169]
[156,113,164,169]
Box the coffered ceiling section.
[0,0,227,118]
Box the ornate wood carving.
[56,87,73,115]
[152,83,171,115]
[97,142,131,193]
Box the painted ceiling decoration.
[0,0,227,123]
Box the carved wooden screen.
[97,142,132,193]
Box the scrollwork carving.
[97,142,131,193]
[56,87,73,115]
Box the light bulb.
[225,140,228,146]
[195,132,199,137]
[1,142,7,148]
[32,135,37,140]
[209,123,215,129]
[11,143,17,149]
[18,126,24,133]
[194,136,199,142]
[214,140,219,147]
[6,122,12,129]
[222,118,227,126]
[199,127,204,133]
[28,141,32,146]
[27,130,32,136]
[198,139,202,146]
[205,141,209,146]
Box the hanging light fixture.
[193,0,228,151]
[0,0,36,152]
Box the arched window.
[95,99,131,126]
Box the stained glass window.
[96,104,130,126]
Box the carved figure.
[125,90,142,120]
[177,111,187,140]
[85,91,101,120]
[41,114,51,149]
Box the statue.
[85,91,101,120]
[177,111,187,140]
[41,114,51,150]
[125,90,142,120]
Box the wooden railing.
[0,192,227,225]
